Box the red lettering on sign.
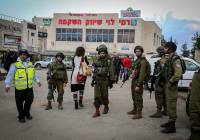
[127,20,131,25]
[119,20,126,25]
[111,19,115,25]
[97,20,102,25]
[58,19,63,24]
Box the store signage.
[121,46,129,50]
[0,23,22,32]
[121,10,141,18]
[38,32,48,38]
[27,23,36,30]
[121,7,141,18]
[43,18,52,26]
[4,34,21,46]
[58,19,137,26]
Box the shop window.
[86,29,114,43]
[117,29,135,43]
[56,28,82,41]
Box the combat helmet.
[156,46,165,54]
[55,52,65,59]
[96,44,108,54]
[164,41,177,52]
[134,45,144,53]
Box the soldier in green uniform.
[91,44,115,118]
[188,69,200,140]
[45,52,68,110]
[160,42,183,133]
[127,45,148,119]
[150,46,168,118]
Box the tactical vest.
[51,62,67,80]
[94,58,111,78]
[132,57,150,81]
[156,56,167,78]
[14,61,34,90]
[164,54,179,81]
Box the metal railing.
[0,14,23,23]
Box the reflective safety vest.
[14,61,34,90]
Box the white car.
[34,57,72,69]
[147,55,200,88]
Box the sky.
[1,0,200,52]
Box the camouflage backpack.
[172,55,186,75]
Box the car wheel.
[35,64,41,69]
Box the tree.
[169,36,178,45]
[181,42,190,57]
[192,32,200,50]
[161,35,166,47]
[191,32,200,59]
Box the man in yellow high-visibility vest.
[5,49,41,123]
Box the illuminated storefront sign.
[58,19,137,26]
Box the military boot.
[160,121,171,128]
[127,107,136,115]
[161,110,168,116]
[58,102,63,110]
[93,108,100,118]
[45,101,52,110]
[161,121,176,133]
[149,111,162,118]
[132,111,142,119]
[102,105,109,114]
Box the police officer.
[127,45,148,119]
[91,44,115,118]
[150,46,167,118]
[5,49,41,123]
[160,42,183,133]
[45,52,68,110]
[188,69,200,140]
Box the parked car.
[147,55,200,88]
[34,57,72,69]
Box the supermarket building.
[33,8,161,55]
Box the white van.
[147,55,200,88]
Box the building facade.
[0,14,23,52]
[33,8,161,55]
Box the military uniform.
[150,55,168,118]
[189,69,200,140]
[161,52,183,133]
[46,53,68,110]
[92,44,115,118]
[130,57,147,119]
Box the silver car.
[34,57,72,69]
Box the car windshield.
[44,57,52,62]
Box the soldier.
[188,69,200,140]
[5,49,41,123]
[91,44,115,118]
[149,46,168,118]
[160,42,183,133]
[127,45,148,119]
[45,52,68,110]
